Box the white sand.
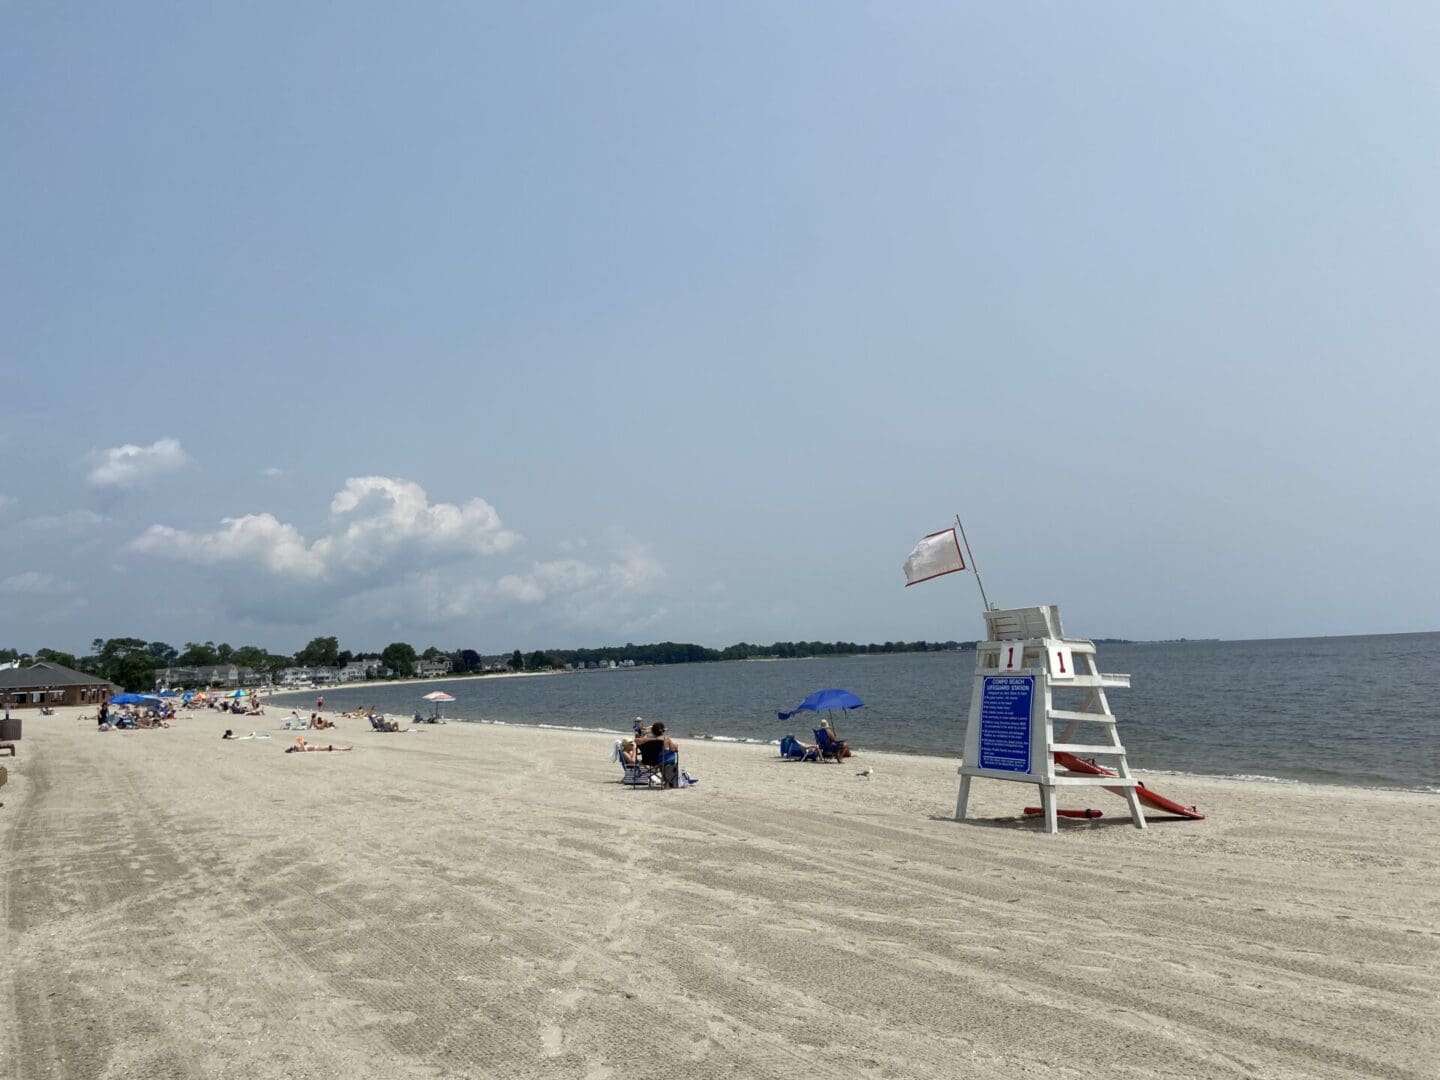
[1,708,1436,1079]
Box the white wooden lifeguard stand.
[954,605,1147,833]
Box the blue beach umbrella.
[777,688,864,722]
[157,690,179,698]
[228,689,247,698]
[110,692,159,705]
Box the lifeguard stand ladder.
[954,605,1147,834]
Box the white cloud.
[1,570,70,594]
[0,494,15,510]
[262,466,283,478]
[131,476,522,597]
[133,513,327,578]
[129,477,670,632]
[380,543,668,630]
[87,438,188,488]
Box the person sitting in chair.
[369,712,400,732]
[635,722,680,788]
[816,719,851,758]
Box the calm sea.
[274,632,1440,792]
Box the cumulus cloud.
[88,438,188,488]
[130,477,523,619]
[129,477,669,632]
[262,466,283,478]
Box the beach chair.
[636,739,679,788]
[368,715,399,732]
[814,728,848,763]
[779,735,819,762]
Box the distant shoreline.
[263,668,563,699]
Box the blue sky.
[3,3,1437,655]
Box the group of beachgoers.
[615,717,698,788]
[95,699,175,731]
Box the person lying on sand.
[286,738,351,753]
[309,713,336,730]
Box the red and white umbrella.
[422,691,455,703]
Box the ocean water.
[275,632,1440,792]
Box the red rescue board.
[1053,751,1205,820]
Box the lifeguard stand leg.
[1038,785,1058,834]
[954,774,973,822]
[1124,787,1148,829]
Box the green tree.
[216,642,234,663]
[508,649,523,672]
[109,652,159,692]
[93,638,156,691]
[422,645,445,661]
[525,650,553,671]
[458,648,481,672]
[35,647,79,669]
[178,641,220,666]
[295,636,340,667]
[381,642,416,677]
[146,641,179,665]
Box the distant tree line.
[1,636,970,691]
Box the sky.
[2,3,1438,656]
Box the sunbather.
[286,738,351,753]
[309,712,336,730]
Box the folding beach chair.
[636,739,680,788]
[779,735,819,762]
[814,728,849,764]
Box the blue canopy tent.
[110,692,161,706]
[157,690,179,698]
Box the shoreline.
[259,690,1440,797]
[261,668,563,697]
[3,705,1437,1078]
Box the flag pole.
[954,513,992,612]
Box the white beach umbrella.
[421,689,455,720]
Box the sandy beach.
[1,708,1436,1080]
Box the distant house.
[415,658,452,678]
[339,661,369,682]
[155,665,201,688]
[1,662,117,709]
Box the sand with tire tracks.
[1,707,1436,1079]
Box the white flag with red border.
[903,528,965,586]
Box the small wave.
[692,734,771,744]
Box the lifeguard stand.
[954,605,1147,833]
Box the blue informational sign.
[978,675,1034,773]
